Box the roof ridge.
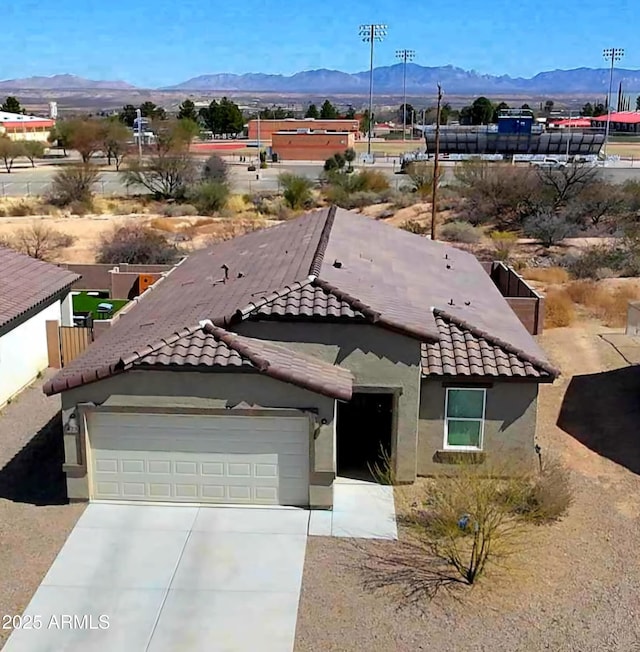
[121,324,205,367]
[202,323,270,371]
[308,205,337,277]
[231,278,315,323]
[433,308,559,377]
[312,278,381,322]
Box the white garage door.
[87,412,310,506]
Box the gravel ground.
[295,323,640,652]
[0,373,85,650]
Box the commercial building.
[0,111,56,142]
[247,118,360,141]
[271,130,355,161]
[591,111,640,134]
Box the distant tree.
[398,103,416,127]
[324,156,338,172]
[636,95,640,111]
[0,137,24,172]
[121,152,198,199]
[139,101,166,120]
[459,105,473,125]
[257,105,293,119]
[47,121,73,156]
[218,97,244,135]
[492,102,510,123]
[359,109,372,135]
[202,154,228,184]
[521,103,532,110]
[593,103,607,117]
[440,102,452,125]
[305,103,319,119]
[470,97,494,125]
[177,99,198,122]
[320,99,338,119]
[49,164,99,207]
[580,102,594,117]
[67,119,103,162]
[199,100,219,133]
[1,96,25,114]
[523,211,576,248]
[97,224,179,265]
[344,147,356,171]
[405,161,443,199]
[101,119,130,170]
[278,173,314,209]
[544,100,555,114]
[344,105,356,119]
[2,223,74,261]
[174,118,200,146]
[22,140,45,168]
[118,104,138,127]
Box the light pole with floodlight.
[396,49,415,141]
[603,47,624,162]
[359,23,387,157]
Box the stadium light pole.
[360,24,387,157]
[603,47,624,162]
[396,49,415,141]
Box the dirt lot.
[0,374,85,650]
[295,323,640,652]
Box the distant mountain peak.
[0,74,136,90]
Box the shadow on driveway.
[557,366,640,474]
[0,412,68,505]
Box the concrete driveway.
[3,504,309,652]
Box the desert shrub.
[513,458,573,523]
[368,443,396,485]
[387,190,416,209]
[162,203,199,217]
[343,191,381,209]
[544,289,575,327]
[201,154,228,184]
[49,164,99,208]
[440,221,482,244]
[490,230,518,261]
[523,211,577,247]
[521,267,570,284]
[400,220,429,235]
[2,222,75,260]
[404,161,443,199]
[69,200,91,216]
[226,194,248,213]
[564,279,598,305]
[357,169,390,192]
[97,224,180,264]
[279,173,314,209]
[188,182,229,215]
[7,202,35,217]
[0,206,7,217]
[324,156,339,172]
[563,245,627,279]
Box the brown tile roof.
[44,206,557,396]
[421,311,557,379]
[0,246,79,331]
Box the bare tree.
[566,181,626,227]
[2,222,75,260]
[101,119,130,171]
[536,164,599,207]
[121,152,198,199]
[49,164,100,207]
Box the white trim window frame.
[443,387,487,451]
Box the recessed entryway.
[336,392,393,480]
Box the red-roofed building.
[549,118,593,129]
[0,110,56,142]
[591,111,640,133]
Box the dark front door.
[337,392,393,479]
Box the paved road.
[1,161,639,199]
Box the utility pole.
[257,109,261,166]
[566,109,572,159]
[603,47,624,163]
[395,49,415,142]
[430,84,443,242]
[136,108,142,162]
[359,24,387,157]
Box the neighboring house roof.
[0,111,55,129]
[43,207,557,396]
[421,312,553,378]
[0,246,80,331]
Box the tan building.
[0,111,55,142]
[271,130,355,161]
[247,118,359,140]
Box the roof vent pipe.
[333,260,342,269]
[221,264,229,281]
[448,299,455,306]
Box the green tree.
[544,100,555,114]
[0,137,24,172]
[344,105,356,119]
[48,121,73,156]
[359,109,372,135]
[440,103,452,125]
[636,95,640,111]
[521,103,532,110]
[199,100,220,133]
[593,103,607,117]
[398,103,416,127]
[177,99,199,122]
[279,173,314,209]
[470,97,494,125]
[344,147,356,171]
[174,118,200,146]
[67,119,103,162]
[320,99,338,119]
[305,104,319,119]
[22,140,45,168]
[218,97,244,136]
[118,104,138,127]
[580,102,594,117]
[140,101,166,120]
[1,96,24,114]
[101,119,130,170]
[492,102,510,123]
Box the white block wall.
[0,300,60,406]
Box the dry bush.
[490,230,518,261]
[162,203,199,217]
[226,194,248,213]
[6,202,36,217]
[564,279,598,305]
[97,224,180,264]
[544,289,575,327]
[49,164,99,208]
[591,285,640,327]
[399,220,429,235]
[204,218,266,244]
[518,458,573,523]
[367,443,396,485]
[2,222,75,261]
[521,267,570,284]
[440,220,482,243]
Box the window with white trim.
[444,388,486,450]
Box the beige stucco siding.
[236,322,422,482]
[61,369,335,506]
[418,379,539,474]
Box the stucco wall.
[418,380,539,474]
[0,300,61,406]
[61,369,335,506]
[236,321,422,482]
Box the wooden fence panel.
[60,327,92,366]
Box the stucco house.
[44,208,558,508]
[0,246,78,407]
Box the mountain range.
[2,65,640,95]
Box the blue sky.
[3,0,637,87]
